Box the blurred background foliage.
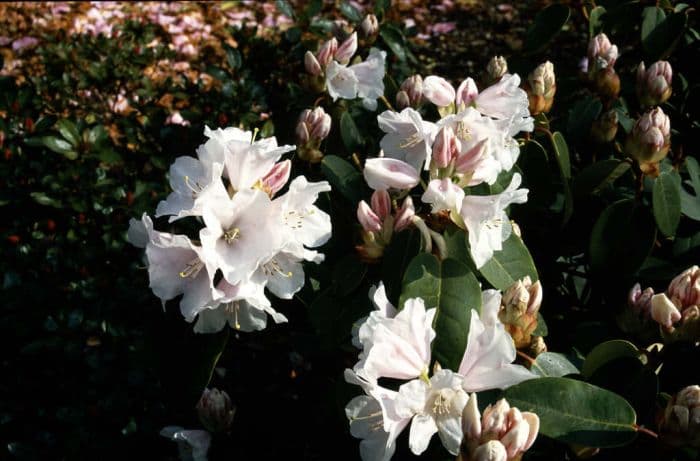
[1,1,699,460]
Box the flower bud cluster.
[587,33,620,99]
[499,276,544,350]
[356,190,414,262]
[659,385,700,447]
[637,61,672,108]
[295,106,331,163]
[396,74,423,109]
[625,107,671,175]
[485,56,509,85]
[460,394,539,461]
[525,61,556,115]
[128,125,332,334]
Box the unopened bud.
[363,157,420,191]
[660,385,700,447]
[628,282,654,317]
[588,33,618,75]
[295,116,310,144]
[590,109,619,144]
[296,107,331,146]
[593,67,620,100]
[261,160,291,196]
[527,61,556,115]
[196,388,235,433]
[304,51,322,76]
[395,90,411,110]
[637,61,672,107]
[400,75,423,107]
[625,107,671,172]
[651,293,682,329]
[357,200,382,233]
[316,37,338,67]
[528,336,547,357]
[486,56,508,85]
[370,189,391,221]
[335,32,357,65]
[423,75,456,107]
[500,277,542,349]
[393,196,415,232]
[668,266,700,309]
[456,77,478,110]
[432,126,460,169]
[360,14,379,39]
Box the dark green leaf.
[340,111,364,153]
[589,199,656,276]
[332,254,367,297]
[551,131,573,224]
[379,24,407,61]
[504,377,637,447]
[641,7,665,44]
[374,0,392,18]
[320,155,365,204]
[381,228,420,305]
[653,170,681,237]
[30,192,63,208]
[42,136,78,160]
[399,253,481,371]
[55,119,80,147]
[532,312,548,337]
[339,1,362,23]
[573,159,630,197]
[225,46,242,70]
[275,0,295,19]
[304,0,323,19]
[480,233,538,291]
[523,4,571,54]
[680,157,700,221]
[589,6,606,37]
[531,352,579,377]
[582,340,641,378]
[643,11,688,60]
[566,98,602,144]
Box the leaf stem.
[634,425,659,439]
[517,350,536,365]
[379,95,394,111]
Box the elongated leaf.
[566,98,602,144]
[332,254,367,297]
[551,131,573,223]
[523,4,571,54]
[55,119,80,147]
[531,352,579,377]
[589,199,656,276]
[573,159,630,197]
[379,24,407,61]
[582,340,641,378]
[275,0,295,19]
[504,377,637,447]
[381,228,420,305]
[399,253,481,371]
[653,170,681,237]
[42,136,78,160]
[479,233,538,291]
[320,155,365,204]
[643,10,687,60]
[589,6,606,37]
[340,111,363,153]
[680,157,700,220]
[339,1,362,23]
[641,6,665,44]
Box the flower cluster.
[359,69,533,267]
[128,126,331,333]
[345,284,534,460]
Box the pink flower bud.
[196,388,235,433]
[400,75,423,107]
[455,138,487,174]
[456,77,478,109]
[625,107,671,168]
[316,37,338,67]
[360,14,379,38]
[527,61,556,115]
[423,75,456,107]
[393,196,415,232]
[295,113,311,144]
[462,393,482,441]
[357,200,382,233]
[473,441,508,461]
[668,266,700,309]
[335,32,357,65]
[651,293,682,329]
[395,90,411,110]
[296,107,331,145]
[261,160,291,195]
[486,55,508,83]
[363,157,420,191]
[637,61,672,107]
[370,189,391,220]
[482,399,510,438]
[660,385,700,447]
[304,50,322,76]
[588,33,618,75]
[432,126,460,169]
[628,282,654,316]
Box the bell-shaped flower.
[394,369,469,455]
[327,60,359,100]
[127,212,155,249]
[352,283,398,349]
[458,290,535,391]
[378,107,438,170]
[364,157,421,191]
[350,48,387,111]
[421,178,465,215]
[474,74,531,126]
[459,174,528,268]
[155,156,228,222]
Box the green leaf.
[55,119,80,147]
[381,228,421,305]
[582,340,641,378]
[532,312,548,337]
[573,159,630,198]
[551,131,571,179]
[589,6,607,37]
[332,254,367,297]
[30,192,63,208]
[374,0,392,18]
[643,10,688,60]
[523,4,571,54]
[225,46,242,70]
[641,6,665,44]
[504,377,637,447]
[443,225,472,267]
[589,199,656,276]
[680,157,700,221]
[479,232,538,291]
[379,24,407,61]
[87,125,108,146]
[531,352,580,377]
[399,253,481,371]
[340,111,364,153]
[339,1,362,23]
[275,0,295,19]
[41,136,78,160]
[320,155,365,204]
[303,0,323,19]
[566,98,602,144]
[653,170,681,237]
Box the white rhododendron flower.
[363,157,421,191]
[378,107,438,171]
[326,47,387,111]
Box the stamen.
[225,301,241,329]
[432,392,449,415]
[223,227,241,244]
[456,121,471,140]
[399,132,423,148]
[251,127,259,144]
[179,258,204,278]
[263,259,293,278]
[183,175,203,199]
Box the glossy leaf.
[379,24,407,61]
[504,377,637,447]
[523,4,571,54]
[653,170,681,237]
[339,1,362,23]
[589,6,607,37]
[573,159,630,198]
[642,10,688,60]
[275,0,295,19]
[56,119,80,147]
[680,157,700,221]
[582,340,641,378]
[381,228,420,305]
[320,155,365,204]
[42,136,78,160]
[399,253,481,371]
[531,352,579,377]
[479,233,538,291]
[340,111,363,153]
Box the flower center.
[183,175,203,199]
[431,389,455,416]
[179,257,204,278]
[400,132,423,148]
[223,227,241,244]
[456,121,472,140]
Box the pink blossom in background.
[12,36,39,51]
